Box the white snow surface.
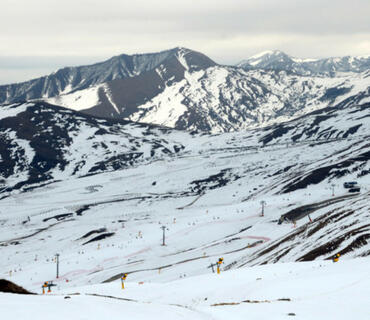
[1,259,369,319]
[1,101,369,319]
[46,85,102,111]
[0,103,32,120]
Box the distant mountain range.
[0,48,369,132]
[237,50,370,75]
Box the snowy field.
[0,101,369,319]
[1,258,370,320]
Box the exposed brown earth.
[0,279,34,294]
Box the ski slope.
[1,258,370,320]
[0,100,369,319]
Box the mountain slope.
[1,100,369,193]
[0,47,215,105]
[45,65,370,132]
[0,102,186,191]
[1,259,370,320]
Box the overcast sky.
[0,0,369,84]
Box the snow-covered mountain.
[237,50,370,76]
[45,65,370,132]
[0,47,215,105]
[1,48,369,133]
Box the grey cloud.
[2,0,370,35]
[0,0,369,84]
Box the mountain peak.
[236,50,370,75]
[237,50,291,68]
[248,49,288,60]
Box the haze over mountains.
[1,47,369,132]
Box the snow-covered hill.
[1,99,369,193]
[2,258,370,320]
[0,102,186,191]
[0,98,369,296]
[1,96,369,319]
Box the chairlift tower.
[55,253,60,278]
[260,200,266,217]
[161,226,167,246]
[331,184,335,197]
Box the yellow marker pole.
[217,258,223,274]
[121,274,127,289]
